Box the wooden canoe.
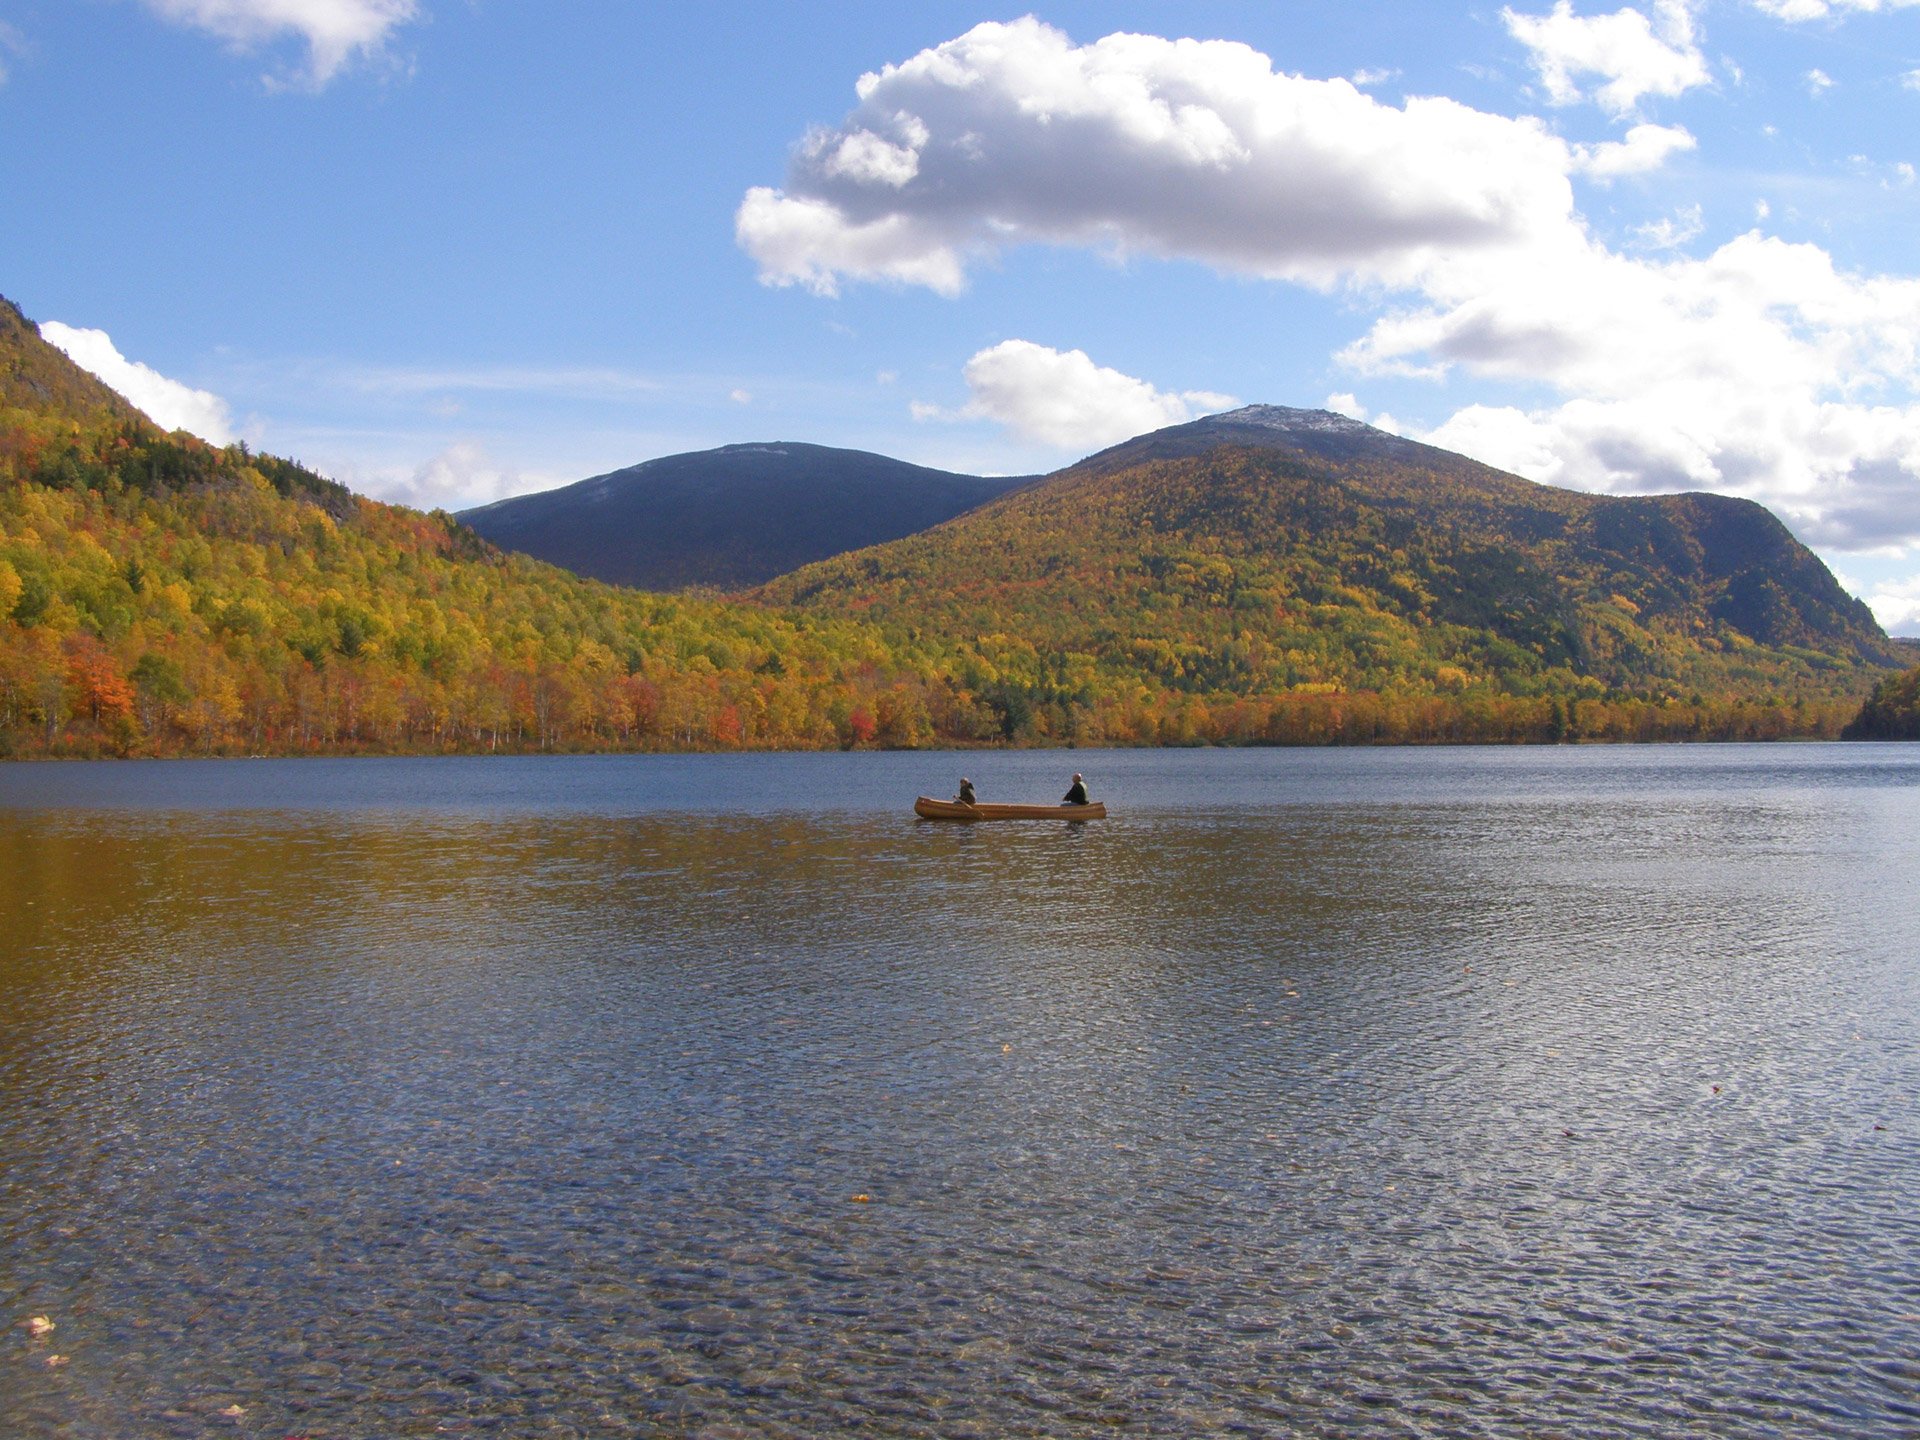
[914,796,1107,821]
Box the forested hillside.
[760,417,1901,744]
[1,295,1906,756]
[0,296,969,756]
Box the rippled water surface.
[2,747,1917,1438]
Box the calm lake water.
[2,747,1917,1439]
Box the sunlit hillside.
[0,296,957,757]
[2,295,1907,756]
[759,419,1904,744]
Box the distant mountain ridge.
[460,442,1035,591]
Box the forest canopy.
[0,293,1907,756]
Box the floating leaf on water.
[27,1316,54,1337]
[851,1194,871,1203]
[219,1404,246,1418]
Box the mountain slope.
[0,294,955,757]
[5,284,1898,754]
[757,408,1897,726]
[461,443,1035,590]
[0,298,143,428]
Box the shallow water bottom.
[1,747,1917,1437]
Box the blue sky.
[4,1,1920,629]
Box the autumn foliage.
[1842,665,1920,739]
[0,291,1906,756]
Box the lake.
[2,746,1916,1438]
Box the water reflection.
[2,750,1917,1437]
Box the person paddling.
[1062,773,1089,806]
[955,777,978,806]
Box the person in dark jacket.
[1063,773,1089,805]
[955,777,977,806]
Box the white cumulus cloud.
[1353,230,1920,549]
[1573,122,1697,178]
[141,0,419,87]
[917,340,1235,451]
[738,18,1583,298]
[749,18,1920,555]
[1861,570,1920,632]
[39,322,234,444]
[1503,1,1711,117]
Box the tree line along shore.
[0,429,1906,759]
[3,292,1913,759]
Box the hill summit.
[1072,404,1451,474]
[461,442,1034,591]
[759,407,1899,738]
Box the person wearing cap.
[1062,773,1089,806]
[955,777,978,806]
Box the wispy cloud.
[140,0,421,89]
[1750,0,1920,20]
[0,20,27,85]
[1503,1,1711,118]
[345,365,665,401]
[1629,203,1705,248]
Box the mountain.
[4,283,1904,755]
[0,298,143,429]
[0,294,953,757]
[757,406,1900,740]
[1071,403,1465,475]
[460,443,1035,591]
